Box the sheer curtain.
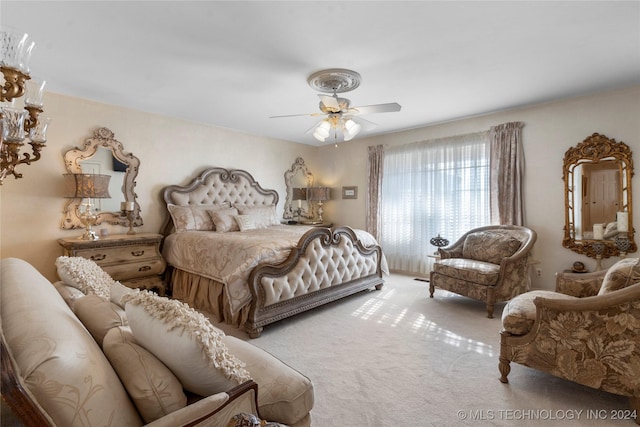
[380,132,490,275]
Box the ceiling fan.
[270,68,401,143]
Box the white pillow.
[55,256,113,299]
[234,205,278,226]
[125,291,252,396]
[234,215,260,232]
[110,281,140,308]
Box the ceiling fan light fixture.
[343,119,362,141]
[313,120,331,141]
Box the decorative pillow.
[110,281,140,309]
[168,203,230,232]
[74,294,128,346]
[55,256,113,299]
[234,205,278,227]
[209,208,240,233]
[103,326,187,423]
[599,257,640,295]
[462,232,522,265]
[53,280,87,310]
[124,291,252,396]
[234,215,265,232]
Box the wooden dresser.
[57,233,167,295]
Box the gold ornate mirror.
[283,157,314,220]
[61,127,142,229]
[563,133,635,259]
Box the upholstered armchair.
[499,258,640,422]
[429,225,537,318]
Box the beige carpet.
[218,274,632,426]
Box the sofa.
[499,258,640,423]
[0,257,314,426]
[429,225,537,318]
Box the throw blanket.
[163,225,388,315]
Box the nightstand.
[57,233,167,295]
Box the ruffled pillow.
[123,291,252,396]
[55,256,114,299]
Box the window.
[380,132,490,275]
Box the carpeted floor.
[217,273,632,426]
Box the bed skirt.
[170,268,250,328]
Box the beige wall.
[0,93,318,281]
[2,86,639,290]
[316,85,640,289]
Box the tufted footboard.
[246,226,384,338]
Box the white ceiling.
[3,1,640,146]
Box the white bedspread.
[162,225,387,315]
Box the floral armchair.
[499,258,640,423]
[429,225,537,318]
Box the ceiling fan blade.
[269,112,325,119]
[349,102,401,115]
[318,94,341,111]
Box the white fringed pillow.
[55,256,113,299]
[124,291,252,396]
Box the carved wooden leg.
[487,303,495,318]
[246,325,263,339]
[375,283,384,290]
[499,357,511,383]
[429,283,435,298]
[629,397,640,425]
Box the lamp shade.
[308,187,330,202]
[63,173,111,199]
[292,187,307,201]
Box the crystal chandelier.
[1,27,51,185]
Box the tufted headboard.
[161,167,279,236]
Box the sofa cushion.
[110,280,140,308]
[124,291,252,396]
[55,256,114,299]
[53,280,86,310]
[462,231,522,265]
[223,335,314,425]
[599,257,640,295]
[501,290,576,335]
[433,258,500,286]
[74,294,128,346]
[1,258,142,426]
[103,326,187,423]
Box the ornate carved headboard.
[161,167,279,236]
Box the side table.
[57,233,167,295]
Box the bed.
[161,167,387,337]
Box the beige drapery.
[489,122,525,225]
[366,145,384,241]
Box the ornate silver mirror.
[563,133,635,259]
[61,127,142,229]
[283,157,314,221]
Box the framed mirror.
[563,133,635,258]
[283,157,314,220]
[61,127,142,229]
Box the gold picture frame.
[342,186,358,199]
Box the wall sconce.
[1,28,52,184]
[63,173,111,240]
[307,187,330,223]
